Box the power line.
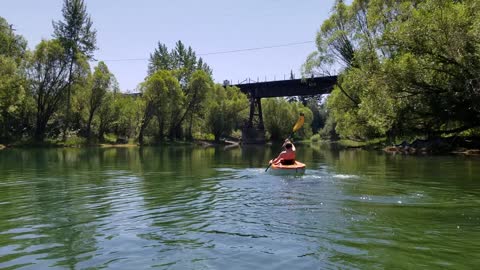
[96,40,315,62]
[200,40,314,56]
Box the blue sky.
[3,0,335,91]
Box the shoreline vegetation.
[0,135,243,150]
[2,1,480,153]
[337,137,480,156]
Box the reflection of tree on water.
[240,145,273,168]
[0,148,115,269]
[1,145,478,268]
[136,146,225,251]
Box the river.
[0,144,479,269]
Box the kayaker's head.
[283,139,293,149]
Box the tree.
[0,56,26,141]
[0,17,28,141]
[0,17,27,61]
[138,70,183,144]
[171,70,213,140]
[205,85,249,142]
[262,98,313,141]
[85,61,111,139]
[27,40,70,142]
[148,41,213,139]
[53,0,97,139]
[96,93,139,142]
[305,0,480,140]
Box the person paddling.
[270,139,296,165]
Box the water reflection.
[0,145,479,269]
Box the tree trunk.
[186,113,193,141]
[138,108,153,145]
[86,111,94,139]
[138,125,145,145]
[35,116,47,142]
[1,111,8,141]
[214,133,221,143]
[98,127,105,142]
[157,115,164,142]
[62,59,75,141]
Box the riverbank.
[314,136,480,156]
[384,136,480,156]
[0,137,241,150]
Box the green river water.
[0,144,479,269]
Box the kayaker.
[270,139,296,165]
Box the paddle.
[265,113,305,172]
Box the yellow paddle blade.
[292,114,305,132]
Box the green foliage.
[97,93,139,142]
[148,41,212,86]
[63,135,87,147]
[0,17,27,62]
[0,55,26,140]
[53,0,97,139]
[307,0,480,141]
[262,98,313,141]
[27,39,70,141]
[102,133,117,144]
[205,85,248,141]
[52,0,97,59]
[148,42,213,139]
[310,133,321,142]
[138,70,184,144]
[319,113,339,141]
[84,61,111,138]
[306,98,327,133]
[0,17,29,141]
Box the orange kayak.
[269,161,306,175]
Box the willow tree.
[138,70,183,144]
[262,98,313,141]
[205,85,249,142]
[305,0,480,141]
[97,93,139,142]
[85,61,112,138]
[53,0,97,139]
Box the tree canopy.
[305,0,480,141]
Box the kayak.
[268,161,306,175]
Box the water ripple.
[1,148,480,269]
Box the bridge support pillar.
[242,97,265,144]
[248,97,264,129]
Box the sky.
[2,0,336,91]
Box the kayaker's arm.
[272,151,287,164]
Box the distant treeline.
[0,0,319,145]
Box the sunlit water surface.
[0,145,479,269]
